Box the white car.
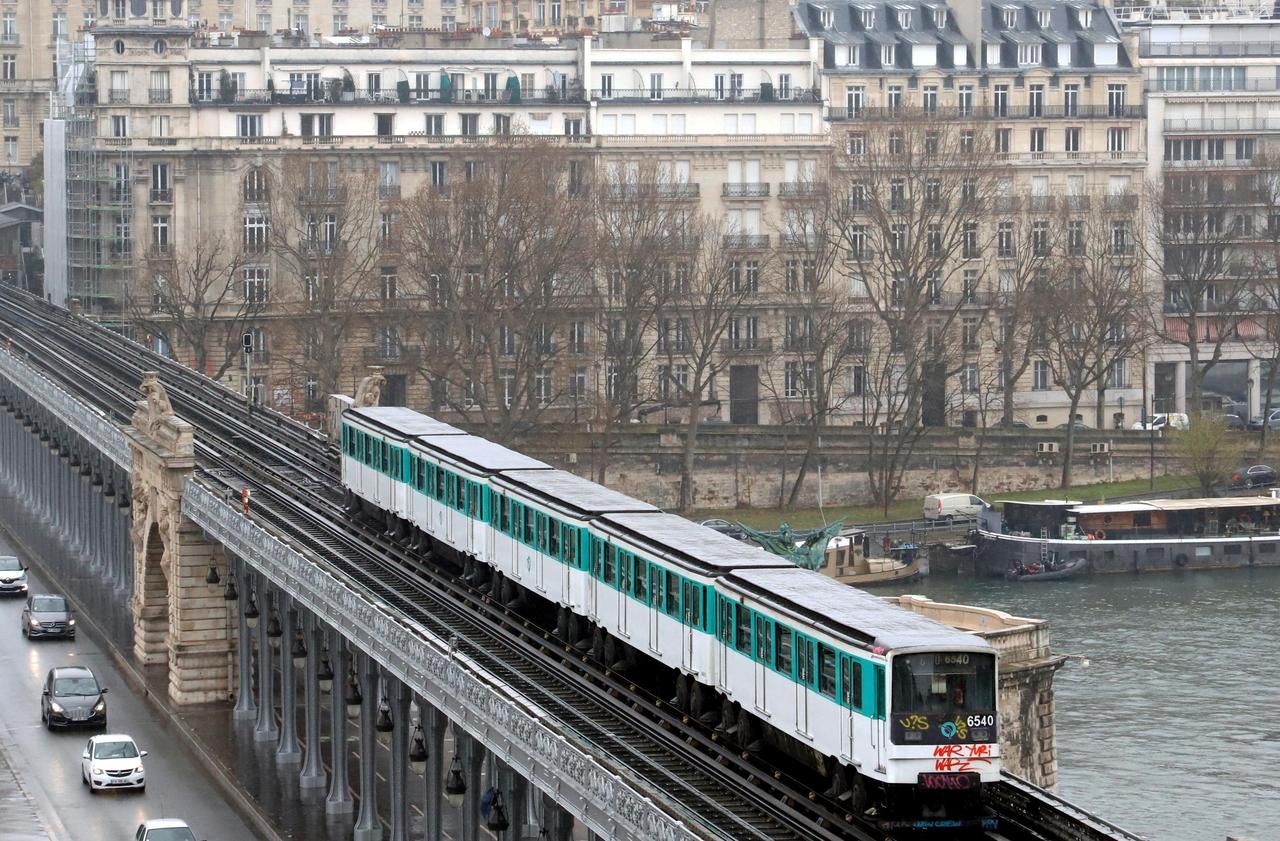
[134,820,199,841]
[81,734,146,793]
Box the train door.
[679,578,694,674]
[795,636,811,735]
[562,524,573,605]
[618,550,631,637]
[648,565,662,655]
[587,537,602,620]
[753,615,771,712]
[838,656,856,760]
[716,595,732,690]
[870,665,886,772]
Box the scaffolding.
[59,36,135,315]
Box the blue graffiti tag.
[939,721,958,739]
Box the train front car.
[883,645,1000,831]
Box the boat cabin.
[989,496,1280,540]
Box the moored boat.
[820,531,923,585]
[1005,557,1088,582]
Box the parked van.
[1131,412,1190,432]
[923,493,987,521]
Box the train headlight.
[970,729,991,742]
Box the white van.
[923,493,987,521]
[1131,412,1190,432]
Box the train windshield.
[891,652,996,715]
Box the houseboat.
[820,529,923,585]
[975,496,1280,576]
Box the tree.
[126,228,256,380]
[1042,194,1149,487]
[826,112,1000,514]
[268,155,386,400]
[1171,413,1244,496]
[1143,170,1254,413]
[658,214,762,509]
[593,160,694,482]
[1245,151,1280,453]
[398,137,596,443]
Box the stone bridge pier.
[126,372,233,704]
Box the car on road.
[41,665,107,730]
[1233,464,1277,489]
[0,555,28,595]
[135,818,200,841]
[1131,413,1190,432]
[1254,409,1280,431]
[81,733,146,793]
[695,518,749,542]
[1055,421,1091,430]
[1219,413,1246,431]
[923,493,987,522]
[21,593,75,639]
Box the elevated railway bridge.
[0,289,1145,841]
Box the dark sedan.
[21,594,76,640]
[1220,414,1246,431]
[1233,465,1277,488]
[42,665,108,730]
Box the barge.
[975,496,1280,576]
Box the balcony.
[363,345,421,365]
[108,89,130,104]
[1028,196,1056,212]
[1,116,15,128]
[595,87,820,105]
[297,187,345,204]
[190,85,588,107]
[827,104,1146,121]
[1164,116,1280,134]
[378,184,402,199]
[722,183,770,199]
[724,234,770,249]
[0,33,19,46]
[779,182,824,198]
[148,88,172,103]
[1103,195,1138,211]
[1065,195,1091,211]
[1146,77,1280,94]
[1141,40,1280,59]
[994,196,1021,212]
[149,189,172,203]
[720,337,773,355]
[604,182,700,200]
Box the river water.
[882,566,1280,841]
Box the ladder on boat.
[1039,527,1050,564]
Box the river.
[882,566,1280,841]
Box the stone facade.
[126,371,234,704]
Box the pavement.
[0,727,53,841]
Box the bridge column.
[389,676,411,841]
[353,651,383,841]
[233,557,257,720]
[460,730,484,841]
[276,600,302,763]
[325,632,354,815]
[167,517,232,704]
[541,792,573,841]
[254,584,279,742]
[81,473,97,567]
[420,699,445,841]
[505,762,529,841]
[299,613,327,789]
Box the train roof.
[597,512,790,574]
[345,407,465,438]
[413,434,552,474]
[722,568,992,653]
[495,469,658,516]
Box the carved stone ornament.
[353,370,386,408]
[135,372,176,436]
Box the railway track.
[0,289,1145,841]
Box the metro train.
[340,406,1000,829]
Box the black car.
[1220,414,1246,431]
[42,666,108,730]
[0,555,28,596]
[1233,464,1277,488]
[21,594,76,640]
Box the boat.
[1005,557,1088,582]
[819,530,923,586]
[976,495,1280,577]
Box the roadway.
[0,530,261,841]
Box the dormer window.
[1002,8,1017,27]
[882,43,896,66]
[820,8,834,28]
[1018,43,1041,65]
[986,43,1002,65]
[898,9,911,28]
[933,7,947,28]
[1037,9,1051,28]
[1079,8,1092,27]
[846,44,861,66]
[861,8,875,28]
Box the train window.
[363,434,372,465]
[734,604,751,653]
[535,512,547,551]
[548,518,560,557]
[523,505,535,544]
[382,442,390,473]
[634,557,648,600]
[651,567,665,611]
[841,657,863,709]
[796,637,813,686]
[604,544,617,585]
[717,596,733,644]
[591,537,604,579]
[499,497,511,533]
[469,482,481,518]
[619,551,633,593]
[818,646,837,697]
[776,626,792,675]
[665,573,681,619]
[754,615,772,664]
[683,580,702,627]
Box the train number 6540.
[966,714,995,728]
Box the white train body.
[340,407,1002,797]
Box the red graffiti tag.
[932,743,994,772]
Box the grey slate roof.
[724,568,994,653]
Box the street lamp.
[290,628,307,667]
[444,754,467,808]
[205,563,220,585]
[409,723,428,774]
[317,645,334,693]
[485,790,511,832]
[345,662,363,718]
[266,609,283,649]
[223,573,238,602]
[244,590,260,629]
